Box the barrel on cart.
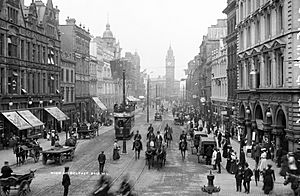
[41,146,76,165]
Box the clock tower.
[165,45,175,98]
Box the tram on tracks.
[113,104,135,139]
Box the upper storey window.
[8,6,18,24]
[8,35,18,57]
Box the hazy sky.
[26,0,226,80]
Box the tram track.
[32,111,165,196]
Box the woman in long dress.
[262,164,276,194]
[259,149,268,171]
[113,140,120,160]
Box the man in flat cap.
[62,166,71,196]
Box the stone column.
[269,51,276,88]
[259,55,265,88]
[245,118,252,146]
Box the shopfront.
[44,107,69,133]
[0,110,44,149]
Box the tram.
[114,104,135,139]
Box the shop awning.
[92,97,107,110]
[44,107,69,121]
[1,111,32,130]
[17,110,44,128]
[127,96,140,102]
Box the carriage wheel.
[17,181,29,196]
[0,186,10,196]
[42,154,47,165]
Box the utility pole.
[122,69,127,154]
[155,84,157,111]
[147,75,150,123]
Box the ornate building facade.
[90,23,122,111]
[236,0,300,151]
[0,0,63,146]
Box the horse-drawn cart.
[0,170,36,196]
[41,146,76,165]
[77,124,96,139]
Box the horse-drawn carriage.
[174,115,184,126]
[77,123,96,139]
[14,143,42,165]
[41,137,77,165]
[0,170,36,196]
[195,136,217,163]
[145,140,166,169]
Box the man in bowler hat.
[62,166,71,196]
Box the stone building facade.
[236,0,300,151]
[60,51,76,126]
[211,39,228,116]
[59,17,91,123]
[0,0,63,145]
[223,0,238,136]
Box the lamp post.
[147,74,150,123]
[122,68,127,154]
[8,100,13,110]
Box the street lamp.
[8,101,13,107]
[49,99,53,104]
[246,108,251,114]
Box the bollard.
[201,170,221,194]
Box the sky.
[25,0,227,80]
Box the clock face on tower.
[167,62,172,66]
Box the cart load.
[0,169,36,196]
[65,136,77,147]
[41,146,76,165]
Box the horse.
[164,128,173,148]
[133,140,142,160]
[145,148,155,169]
[179,140,187,160]
[14,145,26,166]
[283,173,300,196]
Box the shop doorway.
[255,104,263,143]
[276,109,288,153]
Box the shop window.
[71,87,74,102]
[48,74,55,94]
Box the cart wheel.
[0,186,10,196]
[18,180,29,196]
[58,155,64,165]
[42,154,47,165]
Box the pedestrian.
[1,161,13,178]
[113,140,120,160]
[206,145,213,165]
[216,149,222,173]
[259,149,268,172]
[226,147,232,173]
[239,148,246,168]
[254,143,261,167]
[98,151,106,174]
[287,152,298,175]
[62,166,71,196]
[212,148,217,170]
[217,131,222,148]
[51,130,55,146]
[253,165,260,186]
[243,162,253,194]
[276,146,283,167]
[262,164,276,194]
[235,164,243,192]
[230,151,238,174]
